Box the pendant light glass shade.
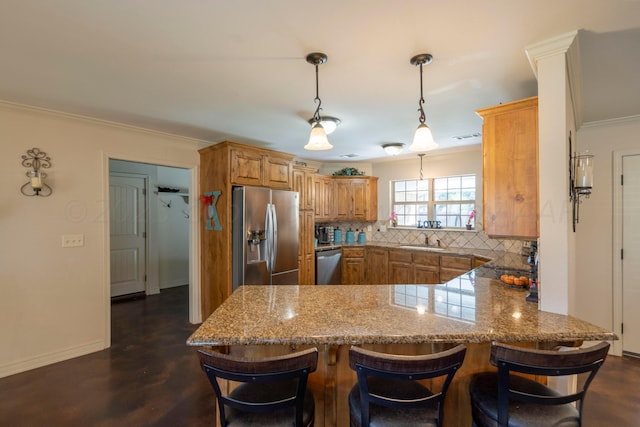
[304,122,333,150]
[409,123,438,151]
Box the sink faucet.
[424,233,430,246]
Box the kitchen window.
[391,174,476,228]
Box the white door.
[622,154,640,354]
[110,174,147,297]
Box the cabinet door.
[366,248,389,284]
[298,209,315,285]
[342,257,365,285]
[230,149,263,186]
[351,179,367,220]
[264,155,292,189]
[415,265,439,284]
[321,177,333,219]
[389,261,413,284]
[478,97,538,238]
[334,179,351,220]
[294,167,315,210]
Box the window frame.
[390,174,477,229]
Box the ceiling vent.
[452,133,481,140]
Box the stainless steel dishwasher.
[315,248,342,285]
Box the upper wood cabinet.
[332,176,378,222]
[230,146,293,189]
[313,175,333,221]
[293,165,316,211]
[477,97,539,239]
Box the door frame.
[102,152,201,348]
[612,149,640,356]
[109,171,150,296]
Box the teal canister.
[357,231,366,244]
[345,229,355,243]
[333,227,342,244]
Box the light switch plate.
[62,234,84,247]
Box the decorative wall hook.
[21,148,52,197]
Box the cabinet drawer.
[342,247,365,258]
[441,255,472,270]
[389,250,412,263]
[440,267,468,283]
[412,252,440,266]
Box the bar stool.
[198,347,318,427]
[348,344,467,427]
[469,341,610,427]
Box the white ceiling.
[1,0,640,162]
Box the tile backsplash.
[321,222,527,254]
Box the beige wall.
[372,147,482,223]
[0,102,201,378]
[574,117,640,335]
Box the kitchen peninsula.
[187,253,615,427]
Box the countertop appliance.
[316,248,341,285]
[232,186,299,290]
[316,225,331,244]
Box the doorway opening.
[106,157,200,347]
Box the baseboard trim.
[0,339,105,379]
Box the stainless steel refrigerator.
[232,186,299,290]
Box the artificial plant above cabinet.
[477,97,539,239]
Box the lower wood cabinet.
[440,254,473,283]
[365,248,389,284]
[389,250,413,284]
[340,246,475,286]
[342,247,366,285]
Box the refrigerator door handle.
[271,203,278,270]
[265,203,273,272]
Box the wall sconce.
[569,131,593,231]
[20,147,52,197]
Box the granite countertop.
[187,257,616,346]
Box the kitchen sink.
[398,245,445,252]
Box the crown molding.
[525,30,582,128]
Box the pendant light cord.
[313,64,322,123]
[417,63,426,124]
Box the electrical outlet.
[62,234,84,248]
[366,225,372,232]
[379,225,387,232]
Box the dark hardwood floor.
[0,286,214,427]
[0,285,638,426]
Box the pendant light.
[409,53,438,152]
[304,52,333,150]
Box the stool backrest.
[198,347,318,427]
[490,341,610,426]
[349,344,466,427]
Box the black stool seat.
[198,347,318,427]
[470,372,579,427]
[469,341,610,427]
[348,344,467,427]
